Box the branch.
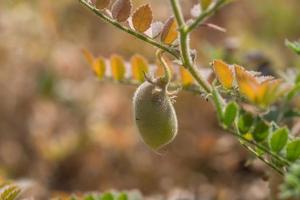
[170,0,212,93]
[240,141,284,175]
[186,0,228,33]
[78,0,180,59]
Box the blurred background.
[0,0,300,199]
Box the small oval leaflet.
[180,67,194,86]
[212,60,234,89]
[161,17,178,45]
[130,54,149,82]
[110,54,126,81]
[269,127,288,153]
[132,4,153,33]
[93,57,106,79]
[111,0,132,22]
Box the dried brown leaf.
[132,4,153,33]
[111,0,132,22]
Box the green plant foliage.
[101,192,114,200]
[285,39,300,55]
[286,140,300,162]
[222,101,239,127]
[252,120,269,142]
[280,161,300,199]
[269,127,289,153]
[238,112,254,134]
[287,83,300,101]
[68,191,134,200]
[0,184,21,200]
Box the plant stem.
[170,0,212,93]
[186,0,227,33]
[231,123,290,167]
[240,142,284,175]
[233,122,285,175]
[79,0,180,59]
[211,86,225,120]
[156,50,172,84]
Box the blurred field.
[0,0,300,199]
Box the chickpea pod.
[132,51,178,150]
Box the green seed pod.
[133,80,178,150]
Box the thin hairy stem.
[170,0,212,93]
[79,0,180,59]
[186,0,228,33]
[156,50,172,84]
[231,123,290,167]
[240,142,284,175]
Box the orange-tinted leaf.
[93,57,106,79]
[161,17,178,45]
[111,0,132,22]
[132,4,153,33]
[235,65,259,102]
[130,54,149,82]
[200,0,212,10]
[212,60,234,89]
[82,48,95,66]
[258,79,282,106]
[180,67,194,86]
[110,55,125,81]
[95,0,110,9]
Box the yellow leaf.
[212,60,234,89]
[93,57,106,79]
[200,0,213,10]
[258,79,282,107]
[180,67,194,86]
[82,48,95,66]
[161,17,178,45]
[111,0,132,22]
[234,65,259,103]
[132,4,153,33]
[130,54,149,82]
[234,65,285,107]
[110,55,125,81]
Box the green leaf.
[84,195,96,200]
[287,83,300,101]
[252,120,269,142]
[285,39,300,55]
[238,112,254,134]
[117,192,128,200]
[270,127,289,153]
[284,109,300,118]
[0,184,21,200]
[222,101,239,127]
[286,140,300,161]
[101,192,114,200]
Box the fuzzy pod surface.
[133,81,178,150]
